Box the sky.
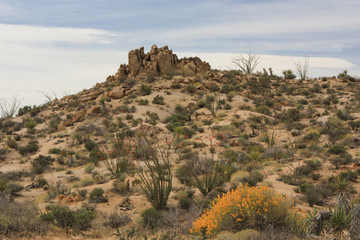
[0,0,360,106]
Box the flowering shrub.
[190,185,304,236]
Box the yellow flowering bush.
[191,185,305,236]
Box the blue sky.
[1,0,360,106]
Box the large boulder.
[183,62,197,76]
[108,87,125,99]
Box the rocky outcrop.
[112,45,211,79]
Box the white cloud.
[0,22,359,107]
[0,23,118,45]
[178,52,357,77]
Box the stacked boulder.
[112,45,210,81]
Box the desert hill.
[0,45,360,239]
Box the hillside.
[0,45,360,240]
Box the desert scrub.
[41,204,96,231]
[190,185,305,237]
[0,195,46,236]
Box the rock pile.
[112,45,211,80]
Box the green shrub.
[299,183,323,207]
[36,176,48,187]
[24,118,37,129]
[179,197,191,210]
[240,170,264,186]
[0,196,46,236]
[329,153,353,169]
[140,84,152,95]
[84,138,98,151]
[48,148,61,154]
[349,121,360,130]
[84,163,95,174]
[41,204,95,230]
[336,110,353,121]
[186,84,197,93]
[32,155,55,174]
[4,183,23,195]
[141,208,162,228]
[152,95,165,105]
[89,188,108,203]
[18,140,39,155]
[0,148,7,161]
[89,148,106,165]
[328,145,346,155]
[138,99,149,105]
[48,115,61,133]
[7,139,18,149]
[321,117,349,142]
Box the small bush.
[48,148,61,154]
[32,155,55,174]
[84,163,95,174]
[18,140,39,155]
[0,195,46,236]
[140,84,152,95]
[299,183,322,207]
[240,170,264,186]
[329,152,353,169]
[84,138,98,152]
[138,99,149,105]
[41,204,95,230]
[328,145,346,155]
[321,117,349,142]
[179,197,191,210]
[89,188,108,203]
[141,207,162,228]
[104,211,131,229]
[152,95,165,105]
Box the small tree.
[232,52,260,75]
[294,56,310,80]
[0,96,22,119]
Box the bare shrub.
[0,194,46,236]
[0,96,22,119]
[232,52,260,75]
[294,56,310,80]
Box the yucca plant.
[335,178,352,214]
[184,154,220,197]
[136,132,172,210]
[329,206,351,238]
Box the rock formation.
[113,45,211,80]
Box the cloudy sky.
[1,0,359,106]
